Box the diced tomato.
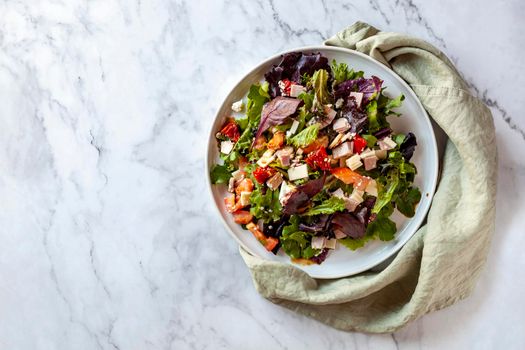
[305,146,332,171]
[224,194,236,213]
[264,237,279,251]
[246,222,267,242]
[219,120,240,142]
[281,79,292,95]
[301,135,329,154]
[252,167,276,184]
[267,131,285,150]
[233,210,253,224]
[353,134,367,154]
[253,135,266,150]
[235,178,254,195]
[331,167,370,191]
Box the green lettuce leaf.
[330,59,364,84]
[281,216,318,259]
[395,187,421,217]
[303,197,346,216]
[249,187,282,223]
[210,164,231,184]
[289,123,319,148]
[311,69,330,105]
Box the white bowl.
[206,46,438,279]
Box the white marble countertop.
[0,0,523,349]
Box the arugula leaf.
[289,123,319,148]
[210,164,231,184]
[280,216,318,259]
[395,187,421,217]
[302,197,346,216]
[249,187,282,223]
[311,69,330,105]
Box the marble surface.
[0,0,523,349]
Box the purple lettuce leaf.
[400,132,417,161]
[310,248,330,264]
[354,197,376,225]
[373,127,392,140]
[298,214,331,233]
[330,212,366,239]
[334,76,383,104]
[341,98,368,134]
[253,97,301,142]
[282,175,326,215]
[265,52,329,98]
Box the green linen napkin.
[240,22,497,333]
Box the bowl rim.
[205,45,439,279]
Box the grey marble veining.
[0,0,523,349]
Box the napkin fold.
[240,22,497,333]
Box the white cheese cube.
[325,239,337,249]
[256,149,276,167]
[333,118,350,133]
[231,99,244,112]
[378,136,397,150]
[349,92,364,107]
[239,191,251,207]
[311,236,326,249]
[288,164,309,181]
[345,154,362,170]
[231,169,244,181]
[220,140,234,154]
[266,173,283,190]
[332,188,346,199]
[335,98,344,109]
[365,179,378,197]
[350,189,364,205]
[286,120,300,137]
[332,141,353,159]
[290,84,306,97]
[228,177,235,193]
[360,149,376,159]
[345,198,360,212]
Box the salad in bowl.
[210,51,422,265]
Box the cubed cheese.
[220,140,234,154]
[228,177,235,193]
[349,92,364,107]
[332,141,353,159]
[231,99,244,112]
[345,154,362,170]
[329,133,344,149]
[378,136,397,150]
[231,169,244,181]
[266,173,283,190]
[375,149,387,159]
[325,239,337,250]
[360,149,376,159]
[287,164,309,181]
[332,188,346,199]
[349,189,364,205]
[279,181,293,203]
[335,98,344,109]
[345,198,360,212]
[239,191,251,207]
[311,236,326,249]
[290,84,306,97]
[256,149,275,167]
[363,155,378,171]
[286,120,300,137]
[333,118,350,133]
[319,106,337,129]
[365,179,378,197]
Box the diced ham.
[276,146,294,166]
[333,118,350,133]
[363,156,378,171]
[349,92,364,107]
[378,136,397,150]
[332,141,353,159]
[319,106,337,129]
[266,173,283,190]
[344,198,360,212]
[334,229,347,239]
[290,84,306,97]
[311,236,326,249]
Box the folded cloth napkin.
[240,22,497,333]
